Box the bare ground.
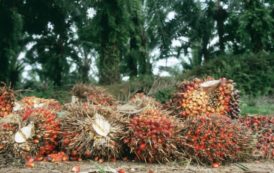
[0,160,273,173]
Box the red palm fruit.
[47,152,69,162]
[117,169,126,173]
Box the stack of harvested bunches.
[0,79,272,167]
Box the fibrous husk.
[165,77,240,119]
[72,84,117,106]
[0,84,15,117]
[13,108,61,160]
[61,103,123,161]
[122,108,183,163]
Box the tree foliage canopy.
[0,0,273,94]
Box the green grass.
[240,96,274,115]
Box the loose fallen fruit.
[117,168,126,173]
[212,162,220,168]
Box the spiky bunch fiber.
[179,115,253,164]
[13,108,60,160]
[61,103,123,161]
[0,85,15,117]
[72,84,117,106]
[123,109,182,163]
[239,116,274,159]
[166,77,240,119]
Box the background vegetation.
[0,0,273,114]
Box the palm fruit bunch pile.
[72,84,117,106]
[166,77,240,119]
[12,108,61,161]
[123,109,182,163]
[61,103,123,161]
[179,115,253,164]
[239,116,274,159]
[0,84,15,117]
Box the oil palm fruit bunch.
[239,116,274,159]
[61,103,123,161]
[72,84,117,106]
[179,115,253,164]
[18,96,62,112]
[13,108,60,161]
[0,84,15,117]
[166,77,240,119]
[123,109,182,163]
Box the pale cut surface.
[14,123,34,143]
[200,79,221,88]
[92,113,111,137]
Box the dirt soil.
[0,160,273,173]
